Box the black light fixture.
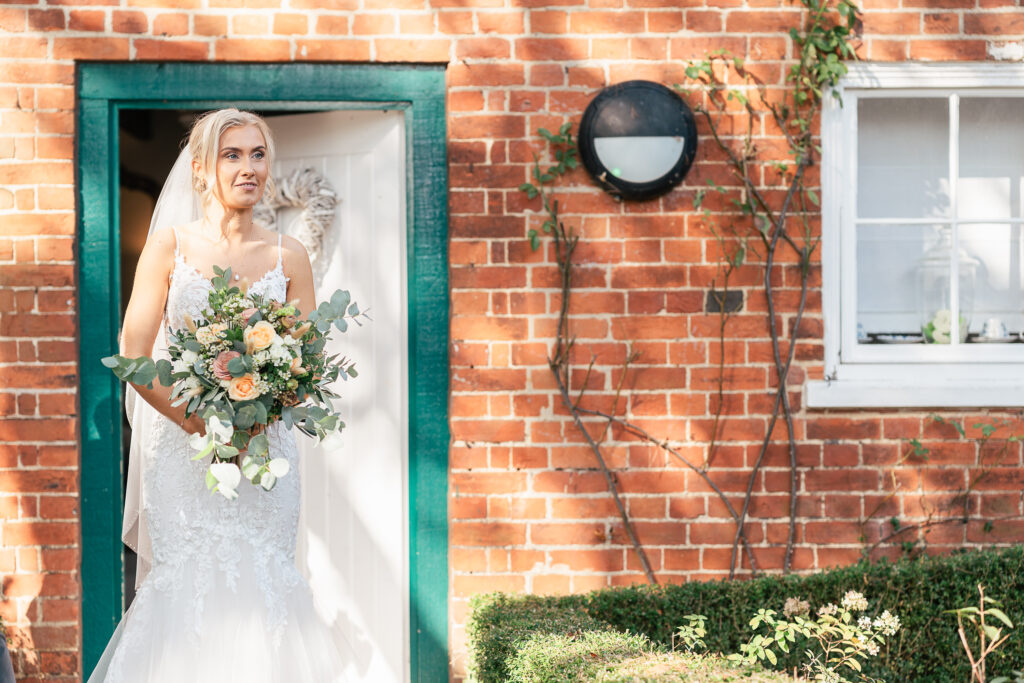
[577,80,698,201]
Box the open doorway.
[115,105,413,681]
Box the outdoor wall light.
[578,80,698,201]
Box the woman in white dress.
[89,108,349,682]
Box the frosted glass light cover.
[593,136,686,183]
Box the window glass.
[959,97,1024,220]
[960,223,1024,336]
[857,98,949,220]
[856,223,937,340]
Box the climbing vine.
[520,0,862,582]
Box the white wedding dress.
[89,233,350,682]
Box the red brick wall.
[2,1,1024,680]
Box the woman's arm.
[120,226,206,435]
[281,234,317,320]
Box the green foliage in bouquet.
[103,265,368,498]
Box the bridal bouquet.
[103,266,366,500]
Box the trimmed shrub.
[467,592,615,683]
[507,630,795,683]
[467,547,1024,682]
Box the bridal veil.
[118,145,202,589]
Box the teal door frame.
[76,62,449,680]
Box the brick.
[27,9,65,31]
[214,39,291,60]
[375,38,450,61]
[135,39,209,60]
[295,40,371,60]
[111,10,147,33]
[194,14,227,36]
[52,37,130,59]
[451,522,526,546]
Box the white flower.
[866,640,880,656]
[932,309,952,333]
[817,603,838,617]
[181,349,199,365]
[783,597,810,618]
[209,462,241,500]
[269,340,291,363]
[171,359,189,373]
[872,610,900,636]
[858,616,872,630]
[841,590,869,612]
[195,326,220,345]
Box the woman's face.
[209,124,269,210]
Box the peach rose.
[241,307,259,324]
[227,373,260,401]
[244,320,278,351]
[212,350,241,381]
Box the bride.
[89,108,350,682]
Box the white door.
[264,109,408,683]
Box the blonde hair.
[186,107,277,208]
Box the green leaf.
[987,608,1014,629]
[248,433,270,457]
[156,359,173,386]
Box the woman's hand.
[181,413,207,436]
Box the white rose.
[181,349,199,365]
[171,359,189,374]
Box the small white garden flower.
[783,597,810,618]
[873,610,900,636]
[866,641,880,656]
[841,590,869,612]
[817,603,838,617]
[858,616,872,630]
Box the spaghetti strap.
[276,233,283,268]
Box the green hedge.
[507,630,794,683]
[467,546,1024,682]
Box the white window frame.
[807,62,1024,408]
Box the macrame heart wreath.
[253,167,339,264]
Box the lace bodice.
[163,230,291,334]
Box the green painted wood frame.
[76,62,449,681]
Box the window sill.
[806,380,1024,408]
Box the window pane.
[960,223,1024,338]
[959,97,1024,220]
[856,223,943,341]
[857,98,949,220]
